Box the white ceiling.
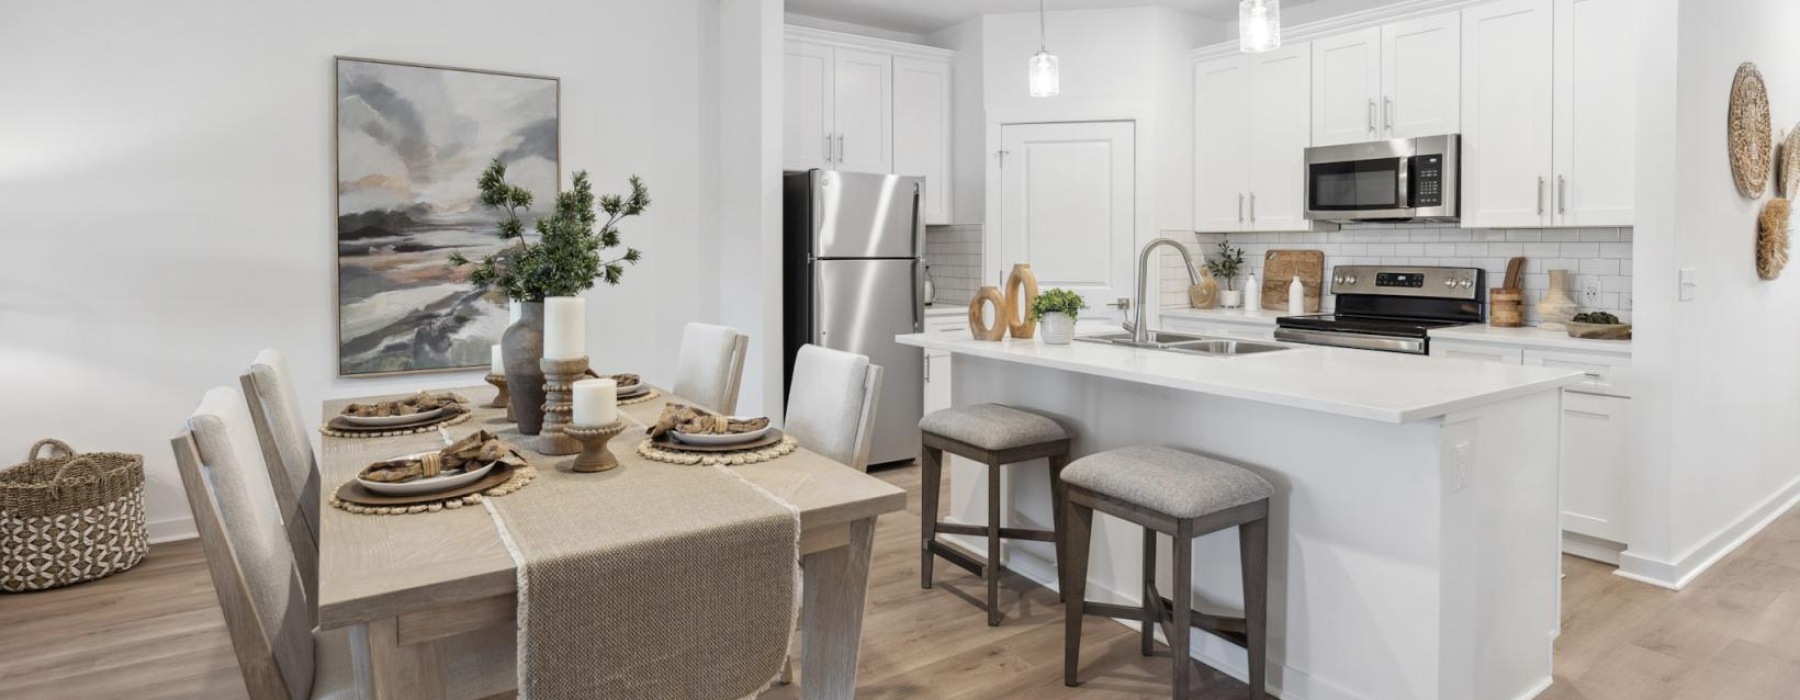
[785,0,1319,36]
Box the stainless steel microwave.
[1303,134,1459,224]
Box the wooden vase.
[968,286,1007,341]
[1004,263,1040,339]
[1490,288,1524,327]
[538,356,589,456]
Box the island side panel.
[950,354,1455,700]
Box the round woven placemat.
[1759,198,1790,280]
[619,389,663,407]
[1781,126,1800,200]
[1730,62,1772,199]
[329,463,537,515]
[636,435,798,466]
[320,410,472,438]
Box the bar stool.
[1060,446,1271,700]
[919,404,1072,626]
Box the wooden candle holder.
[484,373,514,421]
[538,356,589,456]
[563,421,628,473]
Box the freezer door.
[813,258,923,466]
[813,170,923,259]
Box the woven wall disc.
[1729,62,1772,199]
[1781,126,1800,200]
[1758,198,1790,280]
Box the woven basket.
[0,439,148,592]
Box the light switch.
[1679,267,1699,302]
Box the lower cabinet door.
[923,351,953,414]
[1561,391,1630,542]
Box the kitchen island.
[896,332,1586,700]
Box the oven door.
[1304,140,1414,221]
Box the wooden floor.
[5,462,1800,699]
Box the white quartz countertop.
[922,305,964,318]
[897,332,1586,424]
[1428,324,1633,354]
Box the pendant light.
[1239,0,1282,53]
[1028,0,1059,98]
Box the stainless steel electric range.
[1274,265,1485,354]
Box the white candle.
[490,344,504,374]
[543,296,586,360]
[509,300,523,324]
[572,378,618,427]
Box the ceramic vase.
[503,301,548,435]
[1538,270,1579,331]
[1219,289,1244,309]
[1039,312,1076,345]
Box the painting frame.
[333,55,561,377]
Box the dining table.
[316,384,907,700]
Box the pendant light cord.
[1039,0,1047,52]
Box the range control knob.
[1344,274,1357,285]
[1333,274,1345,285]
[1458,278,1474,289]
[1444,278,1456,287]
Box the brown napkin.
[646,404,771,440]
[584,371,642,390]
[360,430,525,483]
[343,391,469,418]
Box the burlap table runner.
[482,390,800,700]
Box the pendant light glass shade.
[1028,0,1059,97]
[1239,0,1281,53]
[1028,51,1060,98]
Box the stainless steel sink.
[1073,331,1289,356]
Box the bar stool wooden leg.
[1170,521,1194,700]
[1062,496,1094,687]
[920,444,944,590]
[1049,452,1069,602]
[1142,527,1158,657]
[1240,516,1270,700]
[986,458,1003,627]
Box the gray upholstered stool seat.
[1061,446,1272,519]
[918,403,1068,451]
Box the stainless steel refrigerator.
[783,169,924,468]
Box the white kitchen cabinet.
[1461,0,1556,228]
[1428,339,1525,364]
[1552,0,1637,226]
[783,40,835,171]
[1558,392,1630,542]
[922,314,968,414]
[831,47,893,175]
[1311,28,1382,146]
[1193,43,1314,233]
[893,56,954,224]
[1310,12,1459,147]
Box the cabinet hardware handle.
[1384,97,1394,131]
[837,134,845,163]
[826,134,834,164]
[924,356,931,382]
[1537,176,1547,216]
[1238,193,1245,222]
[1249,192,1257,224]
[1367,99,1376,133]
[1558,175,1568,215]
[1583,371,1603,379]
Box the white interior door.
[999,121,1136,324]
[831,47,892,174]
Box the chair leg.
[1062,493,1094,687]
[1170,521,1194,700]
[920,445,943,590]
[1142,526,1158,657]
[1049,452,1069,603]
[986,459,1003,627]
[1240,516,1270,700]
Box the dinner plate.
[671,422,772,446]
[356,451,497,496]
[340,406,450,428]
[617,382,650,398]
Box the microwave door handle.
[1395,156,1411,209]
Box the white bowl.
[671,422,771,446]
[340,406,449,427]
[357,452,496,496]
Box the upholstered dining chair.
[242,349,320,605]
[171,387,367,700]
[672,323,749,414]
[783,344,884,472]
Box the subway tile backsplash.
[925,224,981,307]
[1159,224,1634,324]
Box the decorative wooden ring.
[1003,263,1039,339]
[969,286,1007,341]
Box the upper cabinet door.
[1312,27,1382,147]
[1461,0,1554,228]
[1381,12,1461,139]
[831,47,893,175]
[1194,55,1251,233]
[893,56,953,224]
[1248,44,1313,232]
[784,41,835,171]
[1554,0,1636,226]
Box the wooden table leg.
[366,616,447,699]
[801,516,877,700]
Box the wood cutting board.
[1261,249,1325,313]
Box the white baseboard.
[1560,532,1624,566]
[1616,474,1800,590]
[148,516,197,544]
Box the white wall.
[0,0,723,540]
[1621,0,1800,587]
[929,17,989,226]
[717,0,787,421]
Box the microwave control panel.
[1412,154,1444,207]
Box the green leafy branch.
[449,159,649,302]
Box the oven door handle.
[1274,327,1427,354]
[1394,156,1411,209]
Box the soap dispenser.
[1288,276,1306,316]
[1243,272,1260,314]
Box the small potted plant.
[1206,240,1247,308]
[1030,288,1089,345]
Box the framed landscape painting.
[334,57,559,376]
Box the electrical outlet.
[1581,277,1603,306]
[1679,267,1700,301]
[1622,293,1633,310]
